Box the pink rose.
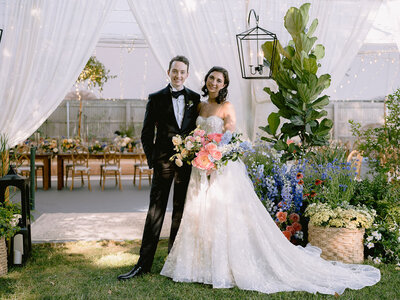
[207,133,223,143]
[205,143,218,152]
[276,211,287,223]
[194,128,205,137]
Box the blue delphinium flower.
[220,131,232,146]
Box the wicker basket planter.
[0,237,7,276]
[308,225,365,264]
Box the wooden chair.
[69,146,91,191]
[15,144,44,190]
[133,153,152,190]
[100,145,122,191]
[347,150,363,180]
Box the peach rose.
[205,143,218,152]
[210,150,222,161]
[192,151,215,170]
[276,211,287,223]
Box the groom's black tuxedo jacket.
[141,85,200,169]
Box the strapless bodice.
[196,115,224,134]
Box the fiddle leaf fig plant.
[260,3,333,162]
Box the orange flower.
[289,213,300,223]
[282,230,292,240]
[310,191,317,198]
[303,193,310,198]
[296,172,303,180]
[292,222,302,232]
[276,211,287,223]
[315,179,322,185]
[286,225,296,235]
[298,180,304,185]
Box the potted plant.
[260,3,333,163]
[304,202,375,264]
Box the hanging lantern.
[236,9,277,79]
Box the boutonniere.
[186,100,194,109]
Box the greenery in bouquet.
[304,202,375,229]
[243,139,305,244]
[39,138,58,154]
[0,201,21,239]
[60,137,81,152]
[170,127,252,171]
[350,88,400,181]
[302,160,358,207]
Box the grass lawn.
[0,240,398,299]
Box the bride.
[160,66,380,295]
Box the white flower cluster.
[114,136,132,147]
[305,203,376,229]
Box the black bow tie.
[171,89,185,99]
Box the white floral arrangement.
[113,136,132,148]
[305,202,376,229]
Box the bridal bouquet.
[171,127,252,171]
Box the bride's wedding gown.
[160,115,380,295]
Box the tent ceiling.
[98,0,398,48]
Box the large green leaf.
[299,3,311,31]
[303,56,318,74]
[317,73,331,90]
[306,109,328,122]
[284,7,304,37]
[309,95,329,109]
[290,115,304,126]
[279,108,294,119]
[297,82,311,103]
[312,44,325,60]
[276,71,297,91]
[313,118,333,136]
[292,53,303,77]
[300,33,317,54]
[274,140,288,151]
[307,18,318,37]
[270,92,286,110]
[268,112,280,135]
[262,41,281,77]
[281,123,301,136]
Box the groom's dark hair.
[168,55,190,72]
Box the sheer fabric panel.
[0,0,116,146]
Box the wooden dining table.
[56,152,144,190]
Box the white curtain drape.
[387,0,400,52]
[0,0,116,147]
[127,0,252,135]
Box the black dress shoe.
[117,265,148,280]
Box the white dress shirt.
[171,87,185,128]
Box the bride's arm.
[222,101,236,132]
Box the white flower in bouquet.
[172,136,183,146]
[185,140,194,150]
[366,242,374,249]
[175,158,183,167]
[372,231,382,241]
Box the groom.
[118,55,200,280]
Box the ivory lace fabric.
[160,116,380,295]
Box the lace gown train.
[160,116,380,295]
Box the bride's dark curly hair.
[201,66,230,104]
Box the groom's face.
[167,61,189,90]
